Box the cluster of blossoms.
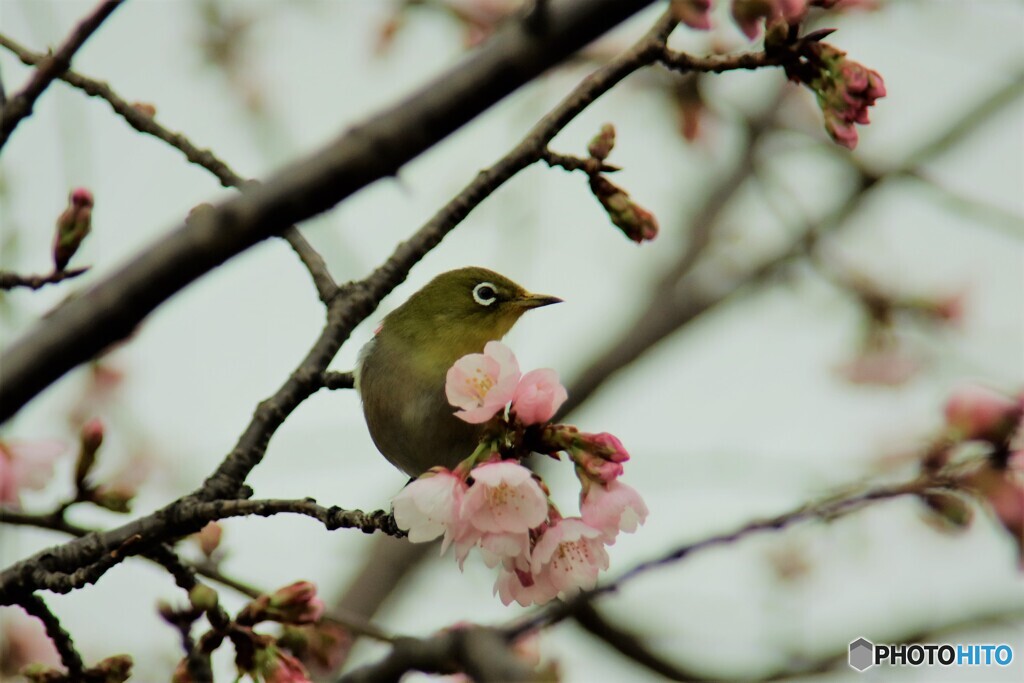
[805,43,886,149]
[670,1,885,150]
[393,342,648,606]
[170,580,331,683]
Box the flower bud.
[52,187,94,272]
[944,385,1021,443]
[196,521,223,558]
[239,581,325,626]
[579,432,630,463]
[921,492,973,530]
[131,102,157,117]
[587,124,616,161]
[75,418,104,488]
[807,43,885,150]
[91,484,134,513]
[92,654,133,683]
[589,175,659,243]
[188,584,219,613]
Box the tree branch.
[0,0,664,422]
[0,0,125,152]
[16,592,85,677]
[0,267,89,291]
[0,32,339,304]
[512,473,958,638]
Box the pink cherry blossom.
[461,461,548,534]
[494,565,560,607]
[511,368,568,426]
[945,385,1021,441]
[581,480,650,543]
[476,531,532,569]
[392,468,468,546]
[0,439,65,508]
[530,518,609,598]
[445,341,521,424]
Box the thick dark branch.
[0,0,124,151]
[16,592,85,676]
[323,370,356,390]
[0,267,89,291]
[0,0,661,422]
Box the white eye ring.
[472,282,498,306]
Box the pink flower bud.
[671,0,714,30]
[266,581,326,625]
[587,123,616,161]
[590,175,659,243]
[196,521,223,557]
[53,187,94,272]
[511,368,568,426]
[75,418,104,487]
[131,102,157,117]
[944,385,1021,442]
[255,645,312,683]
[580,432,630,463]
[91,484,135,513]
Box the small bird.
[356,267,562,476]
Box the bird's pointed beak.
[515,293,563,309]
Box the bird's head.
[380,267,562,358]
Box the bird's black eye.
[472,282,498,306]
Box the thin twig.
[0,0,125,151]
[17,592,85,676]
[511,474,956,638]
[0,33,340,304]
[0,267,89,291]
[0,0,667,421]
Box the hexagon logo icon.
[849,638,875,672]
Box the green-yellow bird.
[356,267,562,476]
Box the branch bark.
[0,0,661,423]
[0,0,124,151]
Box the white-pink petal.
[494,567,559,607]
[581,480,649,543]
[461,461,548,533]
[530,518,608,597]
[392,470,466,544]
[445,342,521,424]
